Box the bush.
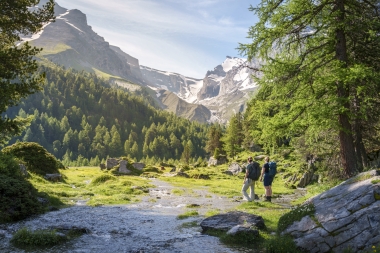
[0,174,43,223]
[0,152,21,177]
[142,166,162,173]
[11,227,66,247]
[264,234,305,253]
[91,174,116,185]
[2,142,64,175]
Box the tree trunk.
[335,0,358,177]
[352,95,368,171]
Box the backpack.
[247,161,261,180]
[268,161,277,177]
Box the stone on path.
[200,211,266,232]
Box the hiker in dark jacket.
[260,156,273,202]
[242,156,256,202]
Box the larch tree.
[239,0,380,177]
[0,0,54,145]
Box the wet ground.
[0,179,306,253]
[0,179,254,253]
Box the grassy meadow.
[29,167,152,207]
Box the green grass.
[159,165,294,199]
[11,228,65,247]
[177,210,199,220]
[28,167,152,207]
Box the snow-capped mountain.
[25,1,259,123]
[22,0,148,86]
[142,56,259,123]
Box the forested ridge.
[5,64,209,165]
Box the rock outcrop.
[208,156,227,166]
[283,170,380,253]
[118,160,131,174]
[19,164,28,177]
[225,162,243,175]
[44,173,62,182]
[200,211,266,234]
[106,158,119,169]
[132,163,145,171]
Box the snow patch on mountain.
[221,57,246,72]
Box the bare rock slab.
[200,211,266,232]
[283,169,380,253]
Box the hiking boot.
[264,196,270,202]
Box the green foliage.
[205,124,224,155]
[0,152,21,177]
[2,142,64,175]
[91,174,116,185]
[264,234,305,253]
[177,210,199,220]
[222,112,244,157]
[142,166,162,174]
[278,203,315,233]
[0,0,54,146]
[11,227,67,247]
[0,174,43,223]
[239,0,380,177]
[7,65,209,163]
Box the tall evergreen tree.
[239,0,380,177]
[0,0,54,145]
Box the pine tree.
[0,0,54,145]
[239,0,380,177]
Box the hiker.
[260,156,273,202]
[241,156,260,201]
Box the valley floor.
[0,179,258,253]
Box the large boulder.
[106,158,119,169]
[132,162,145,171]
[297,170,319,188]
[282,170,380,253]
[208,156,227,166]
[200,211,266,232]
[225,162,242,175]
[118,160,131,174]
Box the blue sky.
[56,0,259,78]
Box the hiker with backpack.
[260,156,276,202]
[242,156,261,202]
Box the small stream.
[0,179,257,253]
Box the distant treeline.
[5,64,209,165]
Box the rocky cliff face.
[144,56,259,123]
[27,2,147,86]
[26,1,258,123]
[140,66,203,103]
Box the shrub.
[143,166,162,173]
[91,174,116,185]
[0,152,21,177]
[2,142,64,175]
[0,174,43,223]
[11,228,66,247]
[277,203,315,233]
[264,234,305,253]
